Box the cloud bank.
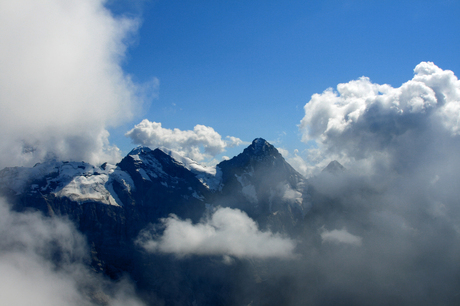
[298,61,460,177]
[276,62,460,304]
[0,0,156,169]
[0,199,145,306]
[136,207,296,259]
[126,119,244,162]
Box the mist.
[0,198,145,306]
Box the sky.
[109,0,460,159]
[1,0,460,174]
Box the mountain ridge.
[0,138,311,304]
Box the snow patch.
[137,168,152,181]
[129,148,165,179]
[0,160,133,206]
[159,147,223,190]
[235,174,258,204]
[55,174,121,206]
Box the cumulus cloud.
[136,207,296,259]
[0,0,157,169]
[126,119,244,162]
[0,198,145,305]
[280,62,460,304]
[299,62,460,176]
[276,147,289,158]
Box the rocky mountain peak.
[127,146,152,156]
[243,138,280,159]
[218,138,290,173]
[215,138,309,221]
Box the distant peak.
[128,146,152,156]
[322,160,345,174]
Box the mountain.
[216,138,310,233]
[0,138,310,305]
[322,160,345,174]
[4,139,460,306]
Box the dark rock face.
[216,138,310,233]
[0,138,311,305]
[116,147,208,223]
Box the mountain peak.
[244,138,280,158]
[322,160,345,174]
[128,146,152,156]
[252,138,269,152]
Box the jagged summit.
[252,138,270,153]
[216,138,309,219]
[118,145,222,193]
[218,138,286,171]
[127,145,153,156]
[242,138,281,158]
[127,139,280,170]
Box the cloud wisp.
[126,119,244,162]
[0,0,157,169]
[136,207,296,259]
[320,228,362,246]
[0,198,145,306]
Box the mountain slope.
[215,138,310,233]
[0,138,312,304]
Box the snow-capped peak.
[157,147,222,190]
[128,145,153,156]
[0,160,131,207]
[158,147,216,176]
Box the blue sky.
[1,0,459,172]
[106,0,460,160]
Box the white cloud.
[0,198,145,305]
[0,0,156,169]
[299,62,460,176]
[126,119,244,161]
[276,147,289,158]
[320,228,363,246]
[293,64,460,302]
[136,207,296,259]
